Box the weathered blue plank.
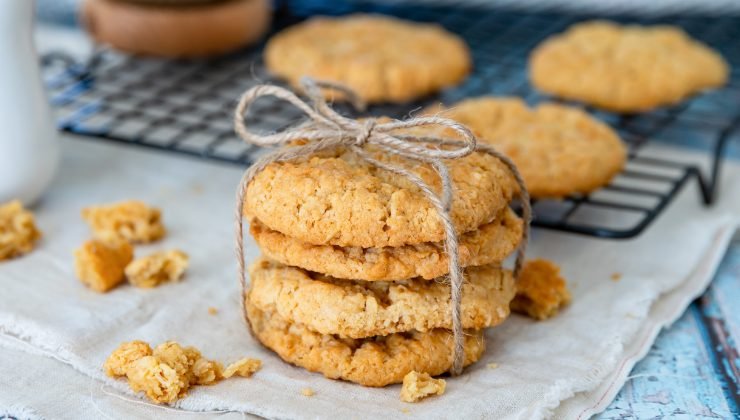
[599,240,740,419]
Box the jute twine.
[233,78,531,375]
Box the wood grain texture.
[600,240,740,419]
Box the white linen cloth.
[0,136,738,419]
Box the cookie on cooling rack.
[264,14,471,103]
[427,97,627,198]
[247,258,516,338]
[244,293,486,387]
[529,20,729,113]
[82,0,271,58]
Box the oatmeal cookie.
[430,97,626,198]
[529,21,729,112]
[248,258,515,338]
[511,259,571,320]
[82,200,165,244]
[250,207,522,281]
[0,200,41,261]
[74,239,134,292]
[264,14,470,103]
[244,143,517,248]
[245,299,485,387]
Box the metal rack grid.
[41,0,740,239]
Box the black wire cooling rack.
[41,0,740,239]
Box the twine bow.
[234,78,531,375]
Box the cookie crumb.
[125,250,189,288]
[104,340,225,404]
[401,408,411,414]
[487,362,499,369]
[82,200,165,244]
[126,355,187,404]
[74,239,134,292]
[0,200,42,261]
[610,272,622,282]
[223,358,262,378]
[301,387,315,397]
[400,371,446,403]
[208,307,218,315]
[511,259,571,320]
[104,341,153,377]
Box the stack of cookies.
[242,127,525,387]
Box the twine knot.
[355,119,376,146]
[233,79,531,376]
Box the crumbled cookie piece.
[487,362,499,369]
[105,340,228,404]
[125,250,189,288]
[74,239,134,292]
[0,200,41,261]
[208,307,218,315]
[191,357,224,385]
[301,388,315,397]
[223,358,262,378]
[400,371,446,403]
[81,200,165,244]
[126,355,188,404]
[152,341,196,381]
[104,340,153,377]
[611,272,622,282]
[511,259,571,320]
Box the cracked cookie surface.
[430,97,626,198]
[248,258,515,338]
[250,207,522,281]
[245,297,485,387]
[265,14,470,104]
[244,142,517,248]
[529,21,728,112]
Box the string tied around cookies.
[233,78,531,376]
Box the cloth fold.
[0,136,737,419]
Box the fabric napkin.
[0,136,737,419]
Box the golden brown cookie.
[529,21,729,112]
[511,259,571,320]
[250,207,522,281]
[125,249,189,288]
[264,14,471,103]
[247,258,515,338]
[245,144,517,248]
[429,97,626,198]
[245,298,485,387]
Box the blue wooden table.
[599,239,740,418]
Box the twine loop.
[234,78,531,376]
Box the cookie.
[429,97,626,198]
[245,144,517,248]
[245,298,485,387]
[529,21,729,112]
[511,259,571,320]
[248,258,515,338]
[264,14,471,103]
[250,207,522,281]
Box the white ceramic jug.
[0,0,59,205]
